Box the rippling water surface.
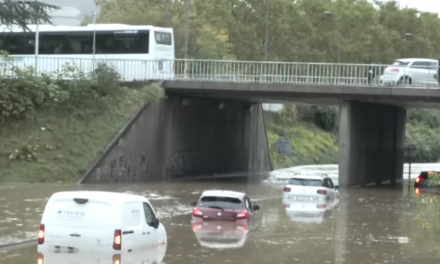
[0,180,439,264]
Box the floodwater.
[1,181,440,264]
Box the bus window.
[39,32,92,55]
[36,30,149,55]
[154,31,172,45]
[0,33,36,55]
[95,31,149,54]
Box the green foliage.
[273,104,297,128]
[310,105,338,132]
[266,108,338,169]
[406,109,440,162]
[93,0,440,62]
[415,173,440,242]
[0,0,59,30]
[0,51,164,182]
[0,83,163,183]
[0,53,122,123]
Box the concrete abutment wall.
[338,101,406,187]
[81,95,272,183]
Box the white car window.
[392,60,410,66]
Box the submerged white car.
[282,174,339,224]
[283,174,339,201]
[37,191,167,253]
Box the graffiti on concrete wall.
[95,147,148,181]
[168,150,202,177]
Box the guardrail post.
[306,63,310,84]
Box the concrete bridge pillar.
[338,101,406,187]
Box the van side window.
[142,202,155,226]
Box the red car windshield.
[197,196,244,210]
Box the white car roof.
[290,175,325,180]
[200,190,245,199]
[395,58,437,62]
[49,191,148,204]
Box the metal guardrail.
[1,57,439,88]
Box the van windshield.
[198,196,244,210]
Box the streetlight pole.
[324,11,342,84]
[34,0,40,69]
[184,0,190,60]
[167,0,171,27]
[405,33,422,57]
[323,11,342,64]
[92,12,97,68]
[264,0,270,61]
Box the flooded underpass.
[1,181,440,264]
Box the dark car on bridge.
[414,171,440,188]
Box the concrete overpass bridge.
[8,57,439,186]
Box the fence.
[1,56,439,88]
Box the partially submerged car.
[190,190,260,223]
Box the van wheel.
[397,76,412,86]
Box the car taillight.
[283,187,291,192]
[37,253,44,264]
[192,223,202,231]
[192,208,203,217]
[391,68,399,72]
[38,224,45,244]
[316,204,326,209]
[317,189,327,195]
[112,254,121,264]
[237,211,249,219]
[416,177,423,183]
[113,230,122,250]
[236,225,248,232]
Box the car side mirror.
[153,218,160,229]
[252,204,260,211]
[190,202,197,206]
[335,186,339,190]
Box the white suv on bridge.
[380,58,439,86]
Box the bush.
[0,53,122,123]
[311,105,338,132]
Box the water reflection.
[37,245,167,264]
[3,183,440,263]
[282,195,339,224]
[191,221,249,249]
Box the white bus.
[0,24,175,81]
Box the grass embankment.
[265,105,339,169]
[0,57,163,183]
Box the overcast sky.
[394,0,440,14]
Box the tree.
[0,0,59,30]
[95,0,234,59]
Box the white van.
[37,244,167,264]
[37,191,167,253]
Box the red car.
[190,190,260,223]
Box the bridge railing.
[0,57,438,88]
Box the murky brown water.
[1,182,439,264]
